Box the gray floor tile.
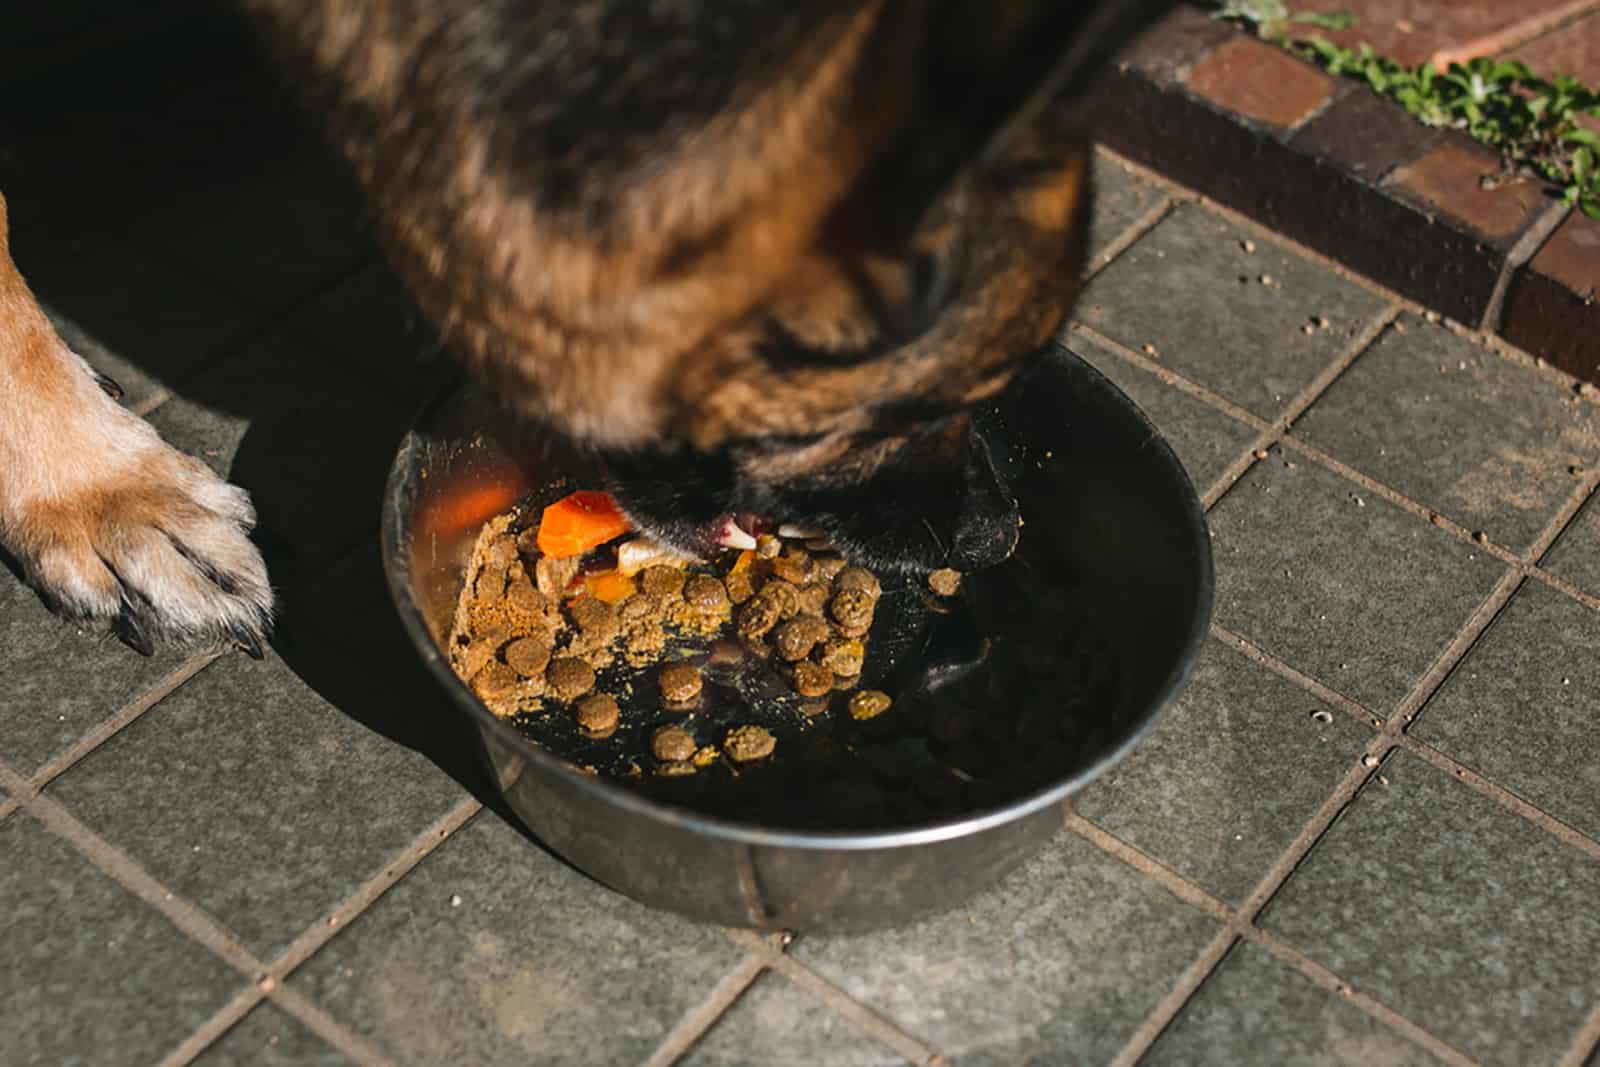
[0,566,199,777]
[791,831,1220,1066]
[18,237,258,412]
[680,971,903,1067]
[1145,940,1444,1066]
[121,144,375,314]
[1087,150,1167,264]
[1070,334,1261,494]
[144,334,414,579]
[1294,317,1600,553]
[291,810,746,1066]
[283,265,454,408]
[1411,580,1600,841]
[1075,639,1374,904]
[1260,750,1600,1067]
[0,812,242,1064]
[1076,203,1390,420]
[195,1002,353,1067]
[1208,447,1507,714]
[45,651,466,960]
[1543,493,1600,600]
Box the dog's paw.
[3,377,272,657]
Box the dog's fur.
[0,1,1165,656]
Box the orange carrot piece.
[585,569,637,603]
[535,491,631,559]
[728,549,756,575]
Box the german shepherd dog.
[0,1,1170,657]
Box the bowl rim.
[380,347,1215,852]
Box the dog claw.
[92,370,125,401]
[113,609,155,657]
[229,624,265,660]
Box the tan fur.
[0,192,272,644]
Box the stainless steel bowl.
[380,343,1212,931]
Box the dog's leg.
[0,193,272,655]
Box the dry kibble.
[848,690,893,721]
[816,637,864,677]
[503,635,552,678]
[927,568,962,597]
[811,554,847,581]
[545,657,596,700]
[682,575,731,614]
[723,568,756,603]
[830,589,875,634]
[651,725,697,763]
[755,533,782,559]
[833,566,881,600]
[771,555,809,585]
[774,617,829,661]
[795,582,831,617]
[725,725,776,763]
[575,693,620,737]
[505,573,546,615]
[535,555,579,598]
[792,660,834,697]
[472,660,518,700]
[736,594,781,640]
[658,663,703,705]
[758,579,800,619]
[656,759,699,777]
[569,596,617,633]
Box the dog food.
[724,725,776,763]
[928,568,962,596]
[575,693,620,737]
[651,724,697,763]
[658,663,703,706]
[848,690,893,721]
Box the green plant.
[1213,4,1600,219]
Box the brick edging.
[1081,5,1600,389]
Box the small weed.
[1213,4,1600,218]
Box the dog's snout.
[947,425,1019,572]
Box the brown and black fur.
[241,0,1172,571]
[0,0,1171,656]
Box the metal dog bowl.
[380,343,1212,931]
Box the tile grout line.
[159,794,484,1066]
[1081,193,1176,282]
[1214,622,1600,862]
[0,760,397,1067]
[1065,816,1486,1067]
[29,650,223,791]
[266,983,397,1067]
[1095,142,1600,399]
[1104,554,1529,1065]
[1558,1003,1600,1067]
[639,953,769,1067]
[1070,319,1600,619]
[1105,476,1600,1062]
[728,930,948,1066]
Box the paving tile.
[10,231,259,412]
[1261,750,1600,1067]
[680,971,903,1067]
[1294,315,1600,553]
[1184,37,1338,131]
[1412,580,1600,840]
[1075,639,1374,904]
[1207,446,1507,714]
[46,650,467,960]
[1283,0,1594,68]
[118,128,376,314]
[1069,333,1261,493]
[1086,149,1168,265]
[1543,493,1600,598]
[195,1002,353,1067]
[283,264,455,408]
[791,831,1221,1066]
[0,812,242,1064]
[1145,940,1444,1066]
[144,332,415,579]
[1077,203,1390,420]
[0,565,198,778]
[291,810,746,1066]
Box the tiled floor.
[3,16,1599,1067]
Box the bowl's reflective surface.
[381,344,1212,931]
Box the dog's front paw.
[2,389,273,657]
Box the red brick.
[1184,37,1337,130]
[1502,212,1600,386]
[1385,136,1548,245]
[1285,0,1596,68]
[1116,4,1238,85]
[1530,209,1600,300]
[1509,11,1600,134]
